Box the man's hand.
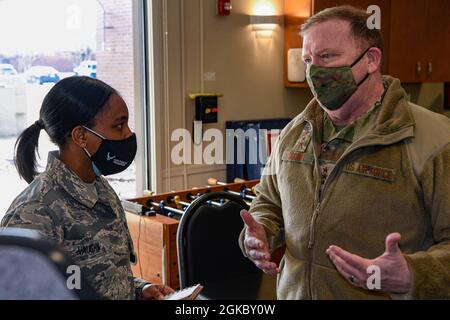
[141,284,175,300]
[326,233,412,294]
[240,209,280,276]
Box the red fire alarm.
[217,0,232,16]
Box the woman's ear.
[71,126,88,149]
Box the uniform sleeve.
[402,144,450,299]
[133,277,151,300]
[115,198,152,300]
[1,201,63,244]
[239,136,284,256]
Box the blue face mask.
[82,126,137,176]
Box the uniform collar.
[323,113,354,143]
[46,151,105,209]
[322,97,383,144]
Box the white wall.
[151,0,312,193]
[149,0,446,194]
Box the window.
[0,0,149,218]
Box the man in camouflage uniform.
[239,6,450,299]
[2,151,149,299]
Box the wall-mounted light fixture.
[250,15,279,39]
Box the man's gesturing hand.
[327,233,412,293]
[240,209,280,276]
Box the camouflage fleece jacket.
[240,76,450,299]
[1,151,149,300]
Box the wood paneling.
[426,0,450,82]
[389,0,426,82]
[284,0,450,84]
[284,0,311,87]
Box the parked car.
[0,64,18,76]
[74,60,97,78]
[25,66,60,84]
[0,64,22,87]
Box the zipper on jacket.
[303,119,321,300]
[306,126,413,246]
[320,129,413,197]
[307,128,414,249]
[308,202,321,249]
[306,118,323,250]
[303,118,413,300]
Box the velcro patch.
[282,151,315,165]
[344,162,396,182]
[293,127,312,152]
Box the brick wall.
[96,0,135,130]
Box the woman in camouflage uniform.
[1,76,174,300]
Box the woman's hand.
[141,284,175,300]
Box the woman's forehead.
[97,94,129,120]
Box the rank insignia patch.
[295,126,312,152]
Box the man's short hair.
[300,5,384,55]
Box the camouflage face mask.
[306,47,371,111]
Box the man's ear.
[367,47,382,74]
[71,126,88,149]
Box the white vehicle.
[74,60,97,78]
[24,66,60,84]
[0,64,18,76]
[0,64,21,87]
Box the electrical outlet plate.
[204,72,216,81]
[287,48,306,82]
